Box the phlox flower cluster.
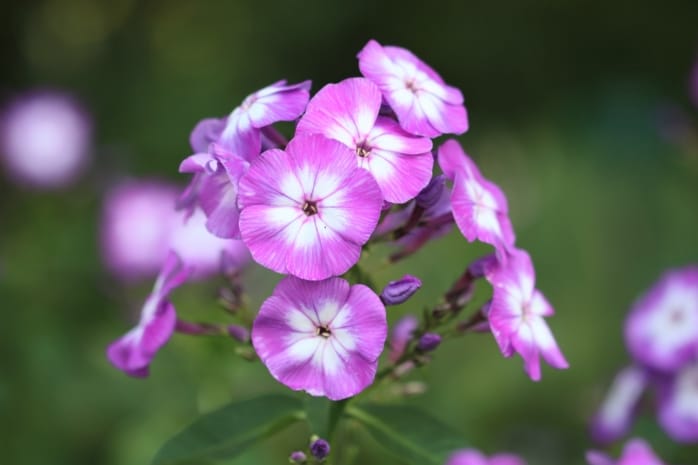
[591,266,698,444]
[106,39,568,409]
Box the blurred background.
[2,1,698,464]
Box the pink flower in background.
[590,365,648,444]
[485,249,568,381]
[101,179,249,281]
[358,39,468,137]
[218,79,311,160]
[106,252,191,377]
[252,276,387,400]
[297,77,433,203]
[445,449,527,465]
[101,181,179,280]
[0,91,91,188]
[586,438,666,465]
[624,267,698,373]
[238,134,382,280]
[438,139,515,259]
[658,363,698,443]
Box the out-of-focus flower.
[101,179,249,281]
[658,362,698,443]
[416,332,441,352]
[358,39,468,137]
[288,450,307,464]
[586,438,666,465]
[297,77,433,203]
[445,448,527,465]
[625,266,698,373]
[0,91,91,188]
[438,139,515,259]
[388,315,419,363]
[381,274,422,306]
[238,134,382,280]
[485,249,568,381]
[101,181,179,280]
[106,252,190,377]
[590,366,648,444]
[252,276,387,400]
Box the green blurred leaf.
[304,396,330,437]
[346,403,465,465]
[151,394,305,465]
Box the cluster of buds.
[591,266,698,444]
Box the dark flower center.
[302,200,318,216]
[356,142,371,158]
[405,79,419,93]
[316,325,332,338]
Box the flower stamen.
[316,325,332,338]
[302,200,318,216]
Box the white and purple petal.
[252,276,387,400]
[658,363,698,443]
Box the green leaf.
[346,403,465,465]
[152,394,305,465]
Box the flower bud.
[381,275,422,306]
[416,175,446,210]
[417,332,441,352]
[227,324,249,343]
[289,451,307,464]
[310,437,330,461]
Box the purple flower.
[101,180,179,280]
[179,145,250,239]
[389,315,419,363]
[381,274,422,306]
[0,91,91,188]
[289,451,307,463]
[445,449,527,465]
[485,249,568,381]
[218,79,311,160]
[438,139,515,259]
[586,438,666,465]
[238,134,382,280]
[296,77,433,203]
[624,266,698,373]
[658,362,698,443]
[357,39,468,138]
[252,276,387,400]
[189,117,226,153]
[590,365,648,444]
[106,252,191,377]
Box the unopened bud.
[227,324,249,343]
[416,175,446,210]
[381,275,422,306]
[289,451,307,463]
[417,332,441,352]
[310,437,330,461]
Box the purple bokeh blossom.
[590,365,648,444]
[0,91,91,188]
[252,276,387,400]
[445,449,527,465]
[238,134,382,280]
[586,438,666,465]
[358,39,468,138]
[625,266,698,373]
[658,362,698,443]
[297,77,433,203]
[389,315,419,363]
[106,252,191,377]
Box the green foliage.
[151,395,305,465]
[346,403,466,465]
